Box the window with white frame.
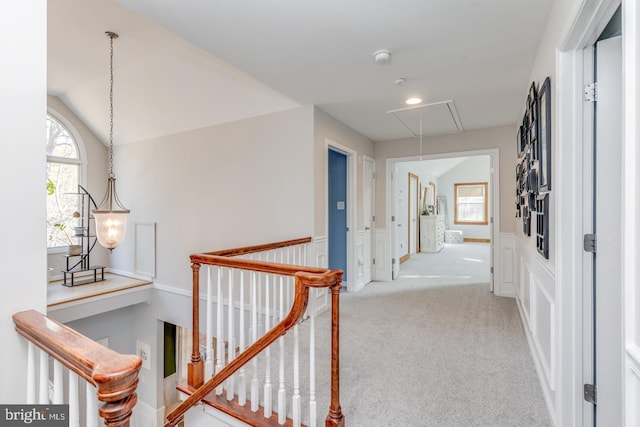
[46,112,84,249]
[454,182,488,225]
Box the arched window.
[46,111,85,249]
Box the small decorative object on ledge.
[62,185,105,287]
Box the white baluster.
[309,296,317,427]
[85,382,97,427]
[250,271,259,412]
[263,270,272,418]
[53,360,63,404]
[38,348,49,404]
[216,267,224,395]
[227,268,235,400]
[26,342,35,404]
[292,324,301,427]
[257,255,263,336]
[277,270,286,424]
[205,266,214,379]
[68,371,79,427]
[303,243,308,267]
[238,270,247,406]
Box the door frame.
[362,155,375,285]
[386,148,500,293]
[555,1,639,425]
[408,172,419,257]
[326,139,356,292]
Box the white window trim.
[47,107,88,253]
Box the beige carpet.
[300,243,551,427]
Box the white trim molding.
[515,237,557,425]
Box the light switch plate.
[137,340,151,370]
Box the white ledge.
[47,272,153,323]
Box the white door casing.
[363,156,375,285]
[408,173,419,255]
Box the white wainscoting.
[374,228,391,281]
[515,238,556,424]
[313,236,329,314]
[497,233,516,297]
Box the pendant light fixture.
[92,31,130,251]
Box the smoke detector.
[374,49,391,64]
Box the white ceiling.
[48,0,553,145]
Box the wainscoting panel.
[532,276,556,391]
[515,237,556,422]
[313,236,329,314]
[499,233,516,297]
[374,229,391,281]
[353,231,365,292]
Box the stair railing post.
[325,276,345,427]
[188,262,204,388]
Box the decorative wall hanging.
[515,77,551,252]
[536,193,549,258]
[538,77,552,192]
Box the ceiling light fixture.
[406,97,423,105]
[92,31,130,251]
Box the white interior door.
[593,34,623,425]
[391,164,400,279]
[363,156,374,284]
[408,173,418,254]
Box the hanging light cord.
[107,31,118,179]
[419,113,423,160]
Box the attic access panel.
[387,100,463,138]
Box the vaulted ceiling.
[48,0,553,145]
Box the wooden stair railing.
[166,237,345,427]
[13,310,142,427]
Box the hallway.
[312,243,551,426]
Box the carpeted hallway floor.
[309,243,551,427]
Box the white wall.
[0,0,47,403]
[109,106,315,292]
[313,108,375,235]
[437,156,491,240]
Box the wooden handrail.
[171,237,344,427]
[203,237,312,257]
[13,310,142,426]
[166,268,341,426]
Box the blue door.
[328,149,347,283]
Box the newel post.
[188,262,204,388]
[326,275,345,427]
[98,393,137,427]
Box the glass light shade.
[92,176,130,250]
[93,211,129,250]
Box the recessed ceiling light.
[406,97,422,105]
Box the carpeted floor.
[304,243,551,427]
